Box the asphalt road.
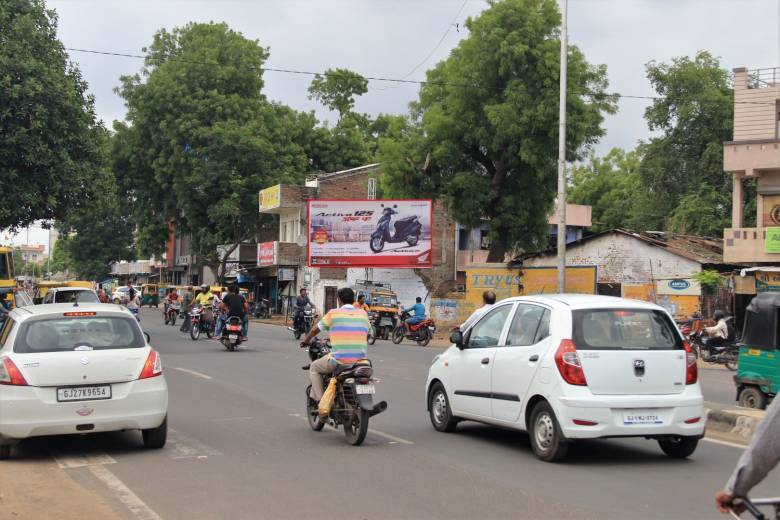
[7,308,778,520]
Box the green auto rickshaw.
[734,292,780,409]
[141,284,159,308]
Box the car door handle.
[481,357,490,365]
[529,354,539,362]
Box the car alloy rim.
[535,412,554,451]
[432,392,447,424]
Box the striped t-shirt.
[318,304,369,363]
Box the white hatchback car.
[426,294,704,462]
[0,303,168,459]
[42,287,100,304]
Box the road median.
[705,402,766,446]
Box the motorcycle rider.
[704,309,729,348]
[179,286,194,332]
[301,287,370,402]
[293,288,314,333]
[165,287,179,318]
[403,297,427,329]
[194,284,215,330]
[716,398,780,514]
[357,294,371,312]
[215,284,249,341]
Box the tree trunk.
[486,240,508,263]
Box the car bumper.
[0,377,168,441]
[556,388,705,439]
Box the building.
[724,66,780,263]
[19,244,46,265]
[522,229,732,319]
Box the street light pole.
[556,0,568,293]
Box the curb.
[705,406,765,442]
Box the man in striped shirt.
[302,287,370,402]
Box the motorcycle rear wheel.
[343,407,369,446]
[391,327,404,344]
[190,323,200,341]
[306,386,325,431]
[416,328,431,347]
[407,232,420,247]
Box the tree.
[48,237,73,275]
[568,148,643,232]
[0,0,104,230]
[636,51,734,232]
[307,68,368,123]
[379,0,616,261]
[114,23,309,281]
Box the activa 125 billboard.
[307,199,433,268]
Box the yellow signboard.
[259,184,281,212]
[519,266,597,295]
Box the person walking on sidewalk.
[716,398,780,514]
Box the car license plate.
[229,334,238,340]
[622,410,663,425]
[57,385,111,402]
[355,384,375,395]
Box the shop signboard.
[259,185,281,212]
[257,242,276,266]
[307,199,433,268]
[657,278,701,296]
[278,267,295,281]
[765,227,780,254]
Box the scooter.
[369,204,422,253]
[220,316,243,351]
[253,298,271,319]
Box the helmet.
[201,284,209,291]
[713,310,725,321]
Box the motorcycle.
[253,298,271,319]
[367,311,378,345]
[290,304,316,340]
[369,204,422,253]
[689,330,739,371]
[189,305,213,341]
[164,299,181,326]
[220,315,243,351]
[392,310,435,347]
[301,338,387,446]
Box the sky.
[5,0,780,247]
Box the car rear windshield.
[55,290,99,304]
[14,316,145,353]
[572,309,681,350]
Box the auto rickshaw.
[141,284,159,307]
[34,280,66,304]
[734,292,780,409]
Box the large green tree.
[635,51,734,235]
[379,0,616,260]
[308,68,369,123]
[114,23,310,280]
[0,0,104,230]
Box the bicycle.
[730,496,780,520]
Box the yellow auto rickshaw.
[142,283,160,307]
[34,280,66,304]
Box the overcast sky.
[6,0,780,247]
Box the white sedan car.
[0,303,168,459]
[426,294,704,462]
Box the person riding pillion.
[403,297,427,327]
[301,287,370,403]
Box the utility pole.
[556,0,568,293]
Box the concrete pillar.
[757,193,764,229]
[732,175,744,228]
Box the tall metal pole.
[556,0,568,293]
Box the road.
[4,307,777,520]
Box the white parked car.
[41,287,100,304]
[425,294,703,462]
[0,303,168,459]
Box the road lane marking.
[167,428,221,459]
[703,437,747,450]
[211,416,254,422]
[51,450,116,469]
[88,465,163,520]
[172,367,213,380]
[367,428,414,445]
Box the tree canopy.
[0,0,104,230]
[378,0,616,260]
[308,68,369,123]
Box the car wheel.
[529,401,569,462]
[429,383,458,433]
[142,417,167,449]
[0,445,10,460]
[738,386,768,409]
[658,436,698,458]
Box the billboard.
[257,242,275,266]
[259,185,281,212]
[307,199,433,268]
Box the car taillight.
[554,339,587,386]
[138,349,162,379]
[683,340,697,385]
[0,357,28,386]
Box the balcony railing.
[747,67,780,89]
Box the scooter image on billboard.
[369,204,422,253]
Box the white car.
[41,287,100,304]
[425,294,703,462]
[0,303,168,459]
[111,286,139,304]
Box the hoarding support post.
[556,0,568,294]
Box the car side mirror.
[450,329,464,349]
